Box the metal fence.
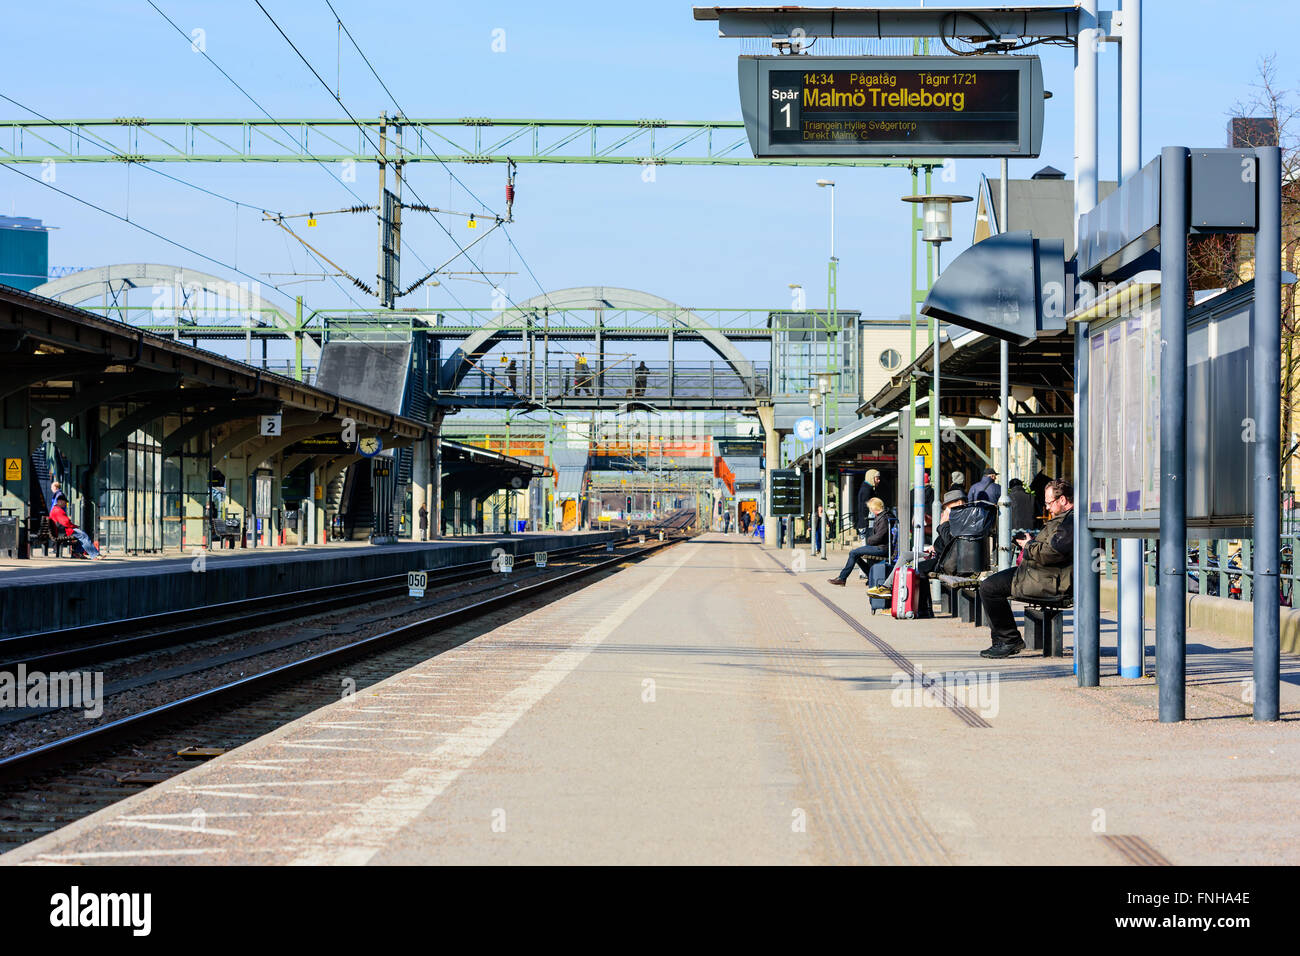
[1096,495,1300,607]
[446,359,771,403]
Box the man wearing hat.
[968,466,1001,505]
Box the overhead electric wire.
[147,0,444,287]
[299,0,579,399]
[323,0,559,313]
[0,79,377,322]
[937,12,1075,56]
[256,0,532,335]
[0,93,279,216]
[0,162,298,305]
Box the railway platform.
[0,531,624,637]
[3,534,1296,866]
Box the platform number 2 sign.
[260,414,282,437]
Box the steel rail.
[0,534,689,783]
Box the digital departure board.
[769,468,804,517]
[739,56,1044,159]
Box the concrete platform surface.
[4,534,1298,866]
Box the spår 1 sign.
[739,55,1044,159]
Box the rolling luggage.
[892,565,922,619]
[868,559,891,615]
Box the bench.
[937,573,984,625]
[209,517,242,549]
[31,516,76,557]
[1022,600,1073,657]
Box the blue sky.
[3,0,1294,334]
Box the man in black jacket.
[828,497,889,585]
[977,478,1074,658]
[968,467,1000,504]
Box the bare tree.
[1216,56,1300,476]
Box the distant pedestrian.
[634,361,649,398]
[575,353,592,395]
[506,359,518,395]
[418,503,429,540]
[1008,478,1036,532]
[969,467,1001,504]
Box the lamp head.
[901,193,973,245]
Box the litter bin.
[0,514,16,558]
[516,519,528,533]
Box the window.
[879,348,903,371]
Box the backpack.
[938,503,996,576]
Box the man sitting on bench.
[49,495,101,560]
[977,478,1074,658]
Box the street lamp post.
[817,179,838,495]
[901,193,972,548]
[817,371,832,559]
[808,387,821,554]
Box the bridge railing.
[445,359,771,403]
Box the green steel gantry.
[0,117,940,169]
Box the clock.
[794,417,816,442]
[358,435,383,458]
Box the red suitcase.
[892,566,921,619]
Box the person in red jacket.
[49,499,101,559]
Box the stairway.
[341,464,374,540]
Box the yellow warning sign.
[4,458,19,481]
[913,442,932,470]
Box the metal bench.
[1022,600,1073,657]
[209,517,242,549]
[31,515,76,557]
[937,573,984,625]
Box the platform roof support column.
[757,402,778,548]
[269,458,281,548]
[1158,146,1189,722]
[1254,145,1283,721]
[432,412,445,539]
[898,411,912,561]
[1074,0,1102,688]
[413,437,428,541]
[1117,0,1145,677]
[997,159,1013,571]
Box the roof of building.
[0,282,426,438]
[974,173,1118,258]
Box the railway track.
[0,529,692,850]
[0,537,629,674]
